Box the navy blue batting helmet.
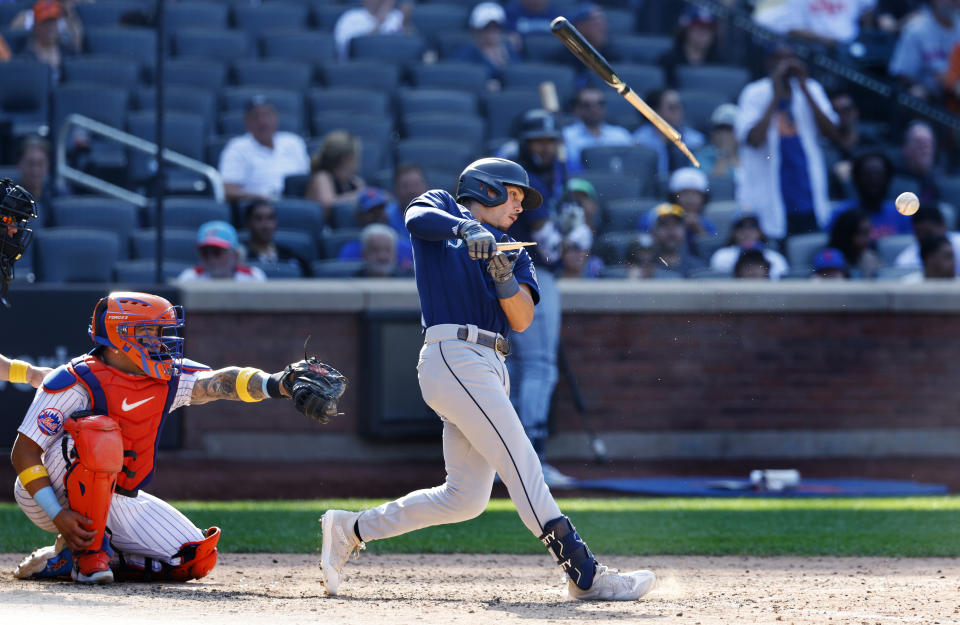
[455,158,542,211]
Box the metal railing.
[54,113,224,206]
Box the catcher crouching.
[10,291,346,583]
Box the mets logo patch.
[37,408,64,436]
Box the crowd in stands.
[1,0,960,284]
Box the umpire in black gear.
[0,179,38,306]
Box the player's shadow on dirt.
[484,599,665,620]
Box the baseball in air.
[895,191,920,216]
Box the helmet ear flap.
[89,297,112,347]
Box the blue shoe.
[14,535,73,580]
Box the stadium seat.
[330,201,357,230]
[410,4,469,40]
[273,229,318,262]
[403,114,485,153]
[133,86,217,130]
[50,197,140,259]
[62,56,142,90]
[482,89,542,140]
[249,260,304,279]
[127,111,207,175]
[435,31,473,59]
[409,62,489,95]
[232,59,313,91]
[273,198,325,236]
[692,233,726,263]
[146,197,231,229]
[312,112,394,150]
[581,145,658,187]
[604,8,636,35]
[395,138,476,173]
[161,58,228,90]
[261,31,336,64]
[312,3,351,30]
[707,175,735,202]
[308,87,391,119]
[34,229,120,283]
[676,89,731,135]
[593,231,638,265]
[311,258,364,277]
[114,259,191,283]
[614,35,673,63]
[220,109,303,136]
[53,84,128,133]
[174,29,249,62]
[397,88,477,117]
[164,2,229,43]
[86,27,157,68]
[131,228,200,264]
[319,61,400,91]
[350,33,426,66]
[232,3,309,39]
[613,64,666,93]
[522,33,566,62]
[575,171,645,207]
[876,234,915,265]
[502,63,577,104]
[703,200,740,243]
[785,232,830,271]
[599,197,661,234]
[0,60,51,133]
[76,1,145,27]
[220,87,304,128]
[675,65,751,102]
[282,174,311,198]
[319,229,363,260]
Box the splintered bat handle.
[496,241,537,251]
[623,91,699,168]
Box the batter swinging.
[320,158,656,601]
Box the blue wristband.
[33,485,63,521]
[495,276,520,299]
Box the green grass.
[2,497,959,557]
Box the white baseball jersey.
[14,363,206,562]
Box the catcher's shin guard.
[63,415,123,580]
[539,516,597,591]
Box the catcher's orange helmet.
[88,292,184,380]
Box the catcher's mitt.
[281,357,347,424]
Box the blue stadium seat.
[164,2,229,43]
[410,4,469,39]
[522,34,567,62]
[604,8,636,36]
[114,259,191,283]
[273,198,325,236]
[133,86,217,130]
[785,232,830,271]
[876,234,915,265]
[75,1,146,27]
[403,113,485,153]
[146,197,231,229]
[0,60,51,134]
[599,198,661,234]
[308,87,390,117]
[62,56,142,90]
[85,27,157,68]
[502,62,577,104]
[273,229,318,262]
[162,58,228,90]
[249,260,304,279]
[261,31,336,64]
[435,31,473,59]
[174,29,250,62]
[306,136,386,181]
[232,59,313,91]
[397,88,477,118]
[319,228,363,259]
[127,111,207,162]
[575,171,645,207]
[677,89,732,135]
[312,3,351,30]
[395,138,476,174]
[707,175,735,202]
[53,84,128,133]
[311,259,364,277]
[282,174,311,198]
[330,201,357,230]
[131,228,200,264]
[581,144,658,181]
[50,197,140,259]
[703,200,740,243]
[232,3,309,39]
[312,112,394,150]
[614,64,666,93]
[350,33,426,66]
[614,34,673,63]
[220,87,303,120]
[34,229,120,283]
[320,61,400,91]
[482,89,542,139]
[675,65,751,103]
[409,62,489,95]
[593,231,638,265]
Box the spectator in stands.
[650,203,707,277]
[561,177,600,233]
[306,130,366,222]
[633,89,706,177]
[562,87,632,173]
[827,209,882,278]
[558,223,598,278]
[177,221,266,282]
[895,120,941,206]
[218,95,310,204]
[503,0,561,36]
[735,43,839,239]
[659,6,723,88]
[16,135,53,222]
[945,41,960,114]
[333,0,411,61]
[753,0,875,50]
[241,199,311,278]
[20,0,80,83]
[694,103,741,182]
[386,162,428,232]
[888,0,960,101]
[824,90,883,198]
[643,168,717,256]
[355,223,411,278]
[455,2,520,90]
[0,33,11,62]
[337,187,414,273]
[710,212,790,279]
[832,152,911,239]
[894,204,960,273]
[874,0,924,33]
[810,246,850,279]
[919,234,957,279]
[552,4,621,89]
[624,234,658,280]
[733,247,772,279]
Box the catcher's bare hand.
[53,509,97,551]
[280,357,348,424]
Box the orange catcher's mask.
[88,292,185,380]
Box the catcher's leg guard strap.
[63,415,123,558]
[169,526,220,581]
[539,516,596,590]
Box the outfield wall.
[177,280,960,462]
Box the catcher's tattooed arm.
[190,367,290,405]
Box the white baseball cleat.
[567,565,656,601]
[319,509,365,596]
[14,534,70,580]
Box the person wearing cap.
[633,89,705,177]
[659,6,723,88]
[241,199,312,277]
[336,187,414,273]
[558,223,601,278]
[20,0,82,83]
[562,177,600,232]
[894,204,960,274]
[754,0,875,49]
[736,43,839,239]
[177,221,266,282]
[624,234,658,280]
[333,0,411,61]
[810,246,850,280]
[455,2,520,89]
[561,87,632,173]
[710,212,790,279]
[694,103,741,180]
[650,203,707,277]
[642,167,716,257]
[218,95,310,204]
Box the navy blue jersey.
[405,190,540,336]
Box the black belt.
[456,326,511,356]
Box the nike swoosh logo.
[121,396,154,411]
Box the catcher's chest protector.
[68,356,177,494]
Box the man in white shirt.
[333,0,409,61]
[217,95,310,203]
[753,0,876,47]
[562,87,632,173]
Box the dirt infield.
[2,553,957,625]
